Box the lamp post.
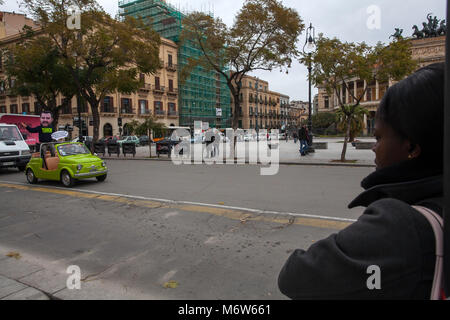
[255,77,259,141]
[303,23,316,150]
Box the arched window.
[103,123,113,137]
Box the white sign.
[216,108,222,117]
[52,131,69,141]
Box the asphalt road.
[0,162,373,299]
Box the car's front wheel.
[61,170,75,188]
[26,168,38,184]
[96,174,107,182]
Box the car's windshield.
[58,144,90,156]
[0,126,23,142]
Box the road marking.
[0,181,356,230]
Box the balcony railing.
[167,88,178,96]
[166,63,177,72]
[167,111,178,117]
[155,109,166,117]
[153,85,165,95]
[139,84,152,92]
[138,109,152,116]
[101,107,117,114]
[121,107,135,115]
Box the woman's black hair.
[376,62,445,163]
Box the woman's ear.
[408,143,422,159]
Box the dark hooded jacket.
[278,158,443,300]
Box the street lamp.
[303,23,316,150]
[255,77,259,141]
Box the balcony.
[167,88,178,97]
[101,107,117,116]
[120,108,135,117]
[167,111,178,118]
[139,84,152,93]
[166,63,177,72]
[153,85,165,95]
[155,109,166,118]
[138,109,152,117]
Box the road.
[0,161,373,299]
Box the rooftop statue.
[412,14,446,38]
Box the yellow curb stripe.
[0,183,351,230]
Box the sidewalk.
[100,138,376,167]
[0,247,150,300]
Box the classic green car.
[25,142,108,188]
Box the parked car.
[25,142,108,188]
[139,135,152,146]
[117,136,140,146]
[0,124,32,171]
[72,136,93,143]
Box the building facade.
[230,75,287,130]
[0,11,38,39]
[0,22,180,139]
[316,35,446,135]
[119,0,232,129]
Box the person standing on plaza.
[299,125,308,156]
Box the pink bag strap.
[412,205,444,300]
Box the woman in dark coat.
[278,63,445,299]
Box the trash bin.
[122,143,136,157]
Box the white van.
[0,124,32,171]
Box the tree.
[128,117,164,157]
[311,112,338,135]
[180,0,304,130]
[336,105,369,142]
[19,0,162,142]
[3,30,77,128]
[309,36,417,161]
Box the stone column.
[375,81,380,101]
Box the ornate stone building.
[316,34,446,135]
[231,75,287,130]
[0,20,180,138]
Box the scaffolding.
[118,0,232,128]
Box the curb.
[99,156,376,168]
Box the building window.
[155,77,161,90]
[324,96,329,109]
[168,54,173,66]
[121,98,133,114]
[22,103,30,114]
[154,101,164,115]
[139,99,149,115]
[169,79,174,92]
[102,96,114,113]
[10,104,18,114]
[168,103,176,115]
[139,73,145,83]
[0,106,6,113]
[76,96,88,113]
[34,102,43,115]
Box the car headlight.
[77,164,83,171]
[22,150,31,156]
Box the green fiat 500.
[25,142,108,188]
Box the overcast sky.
[3,0,447,101]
